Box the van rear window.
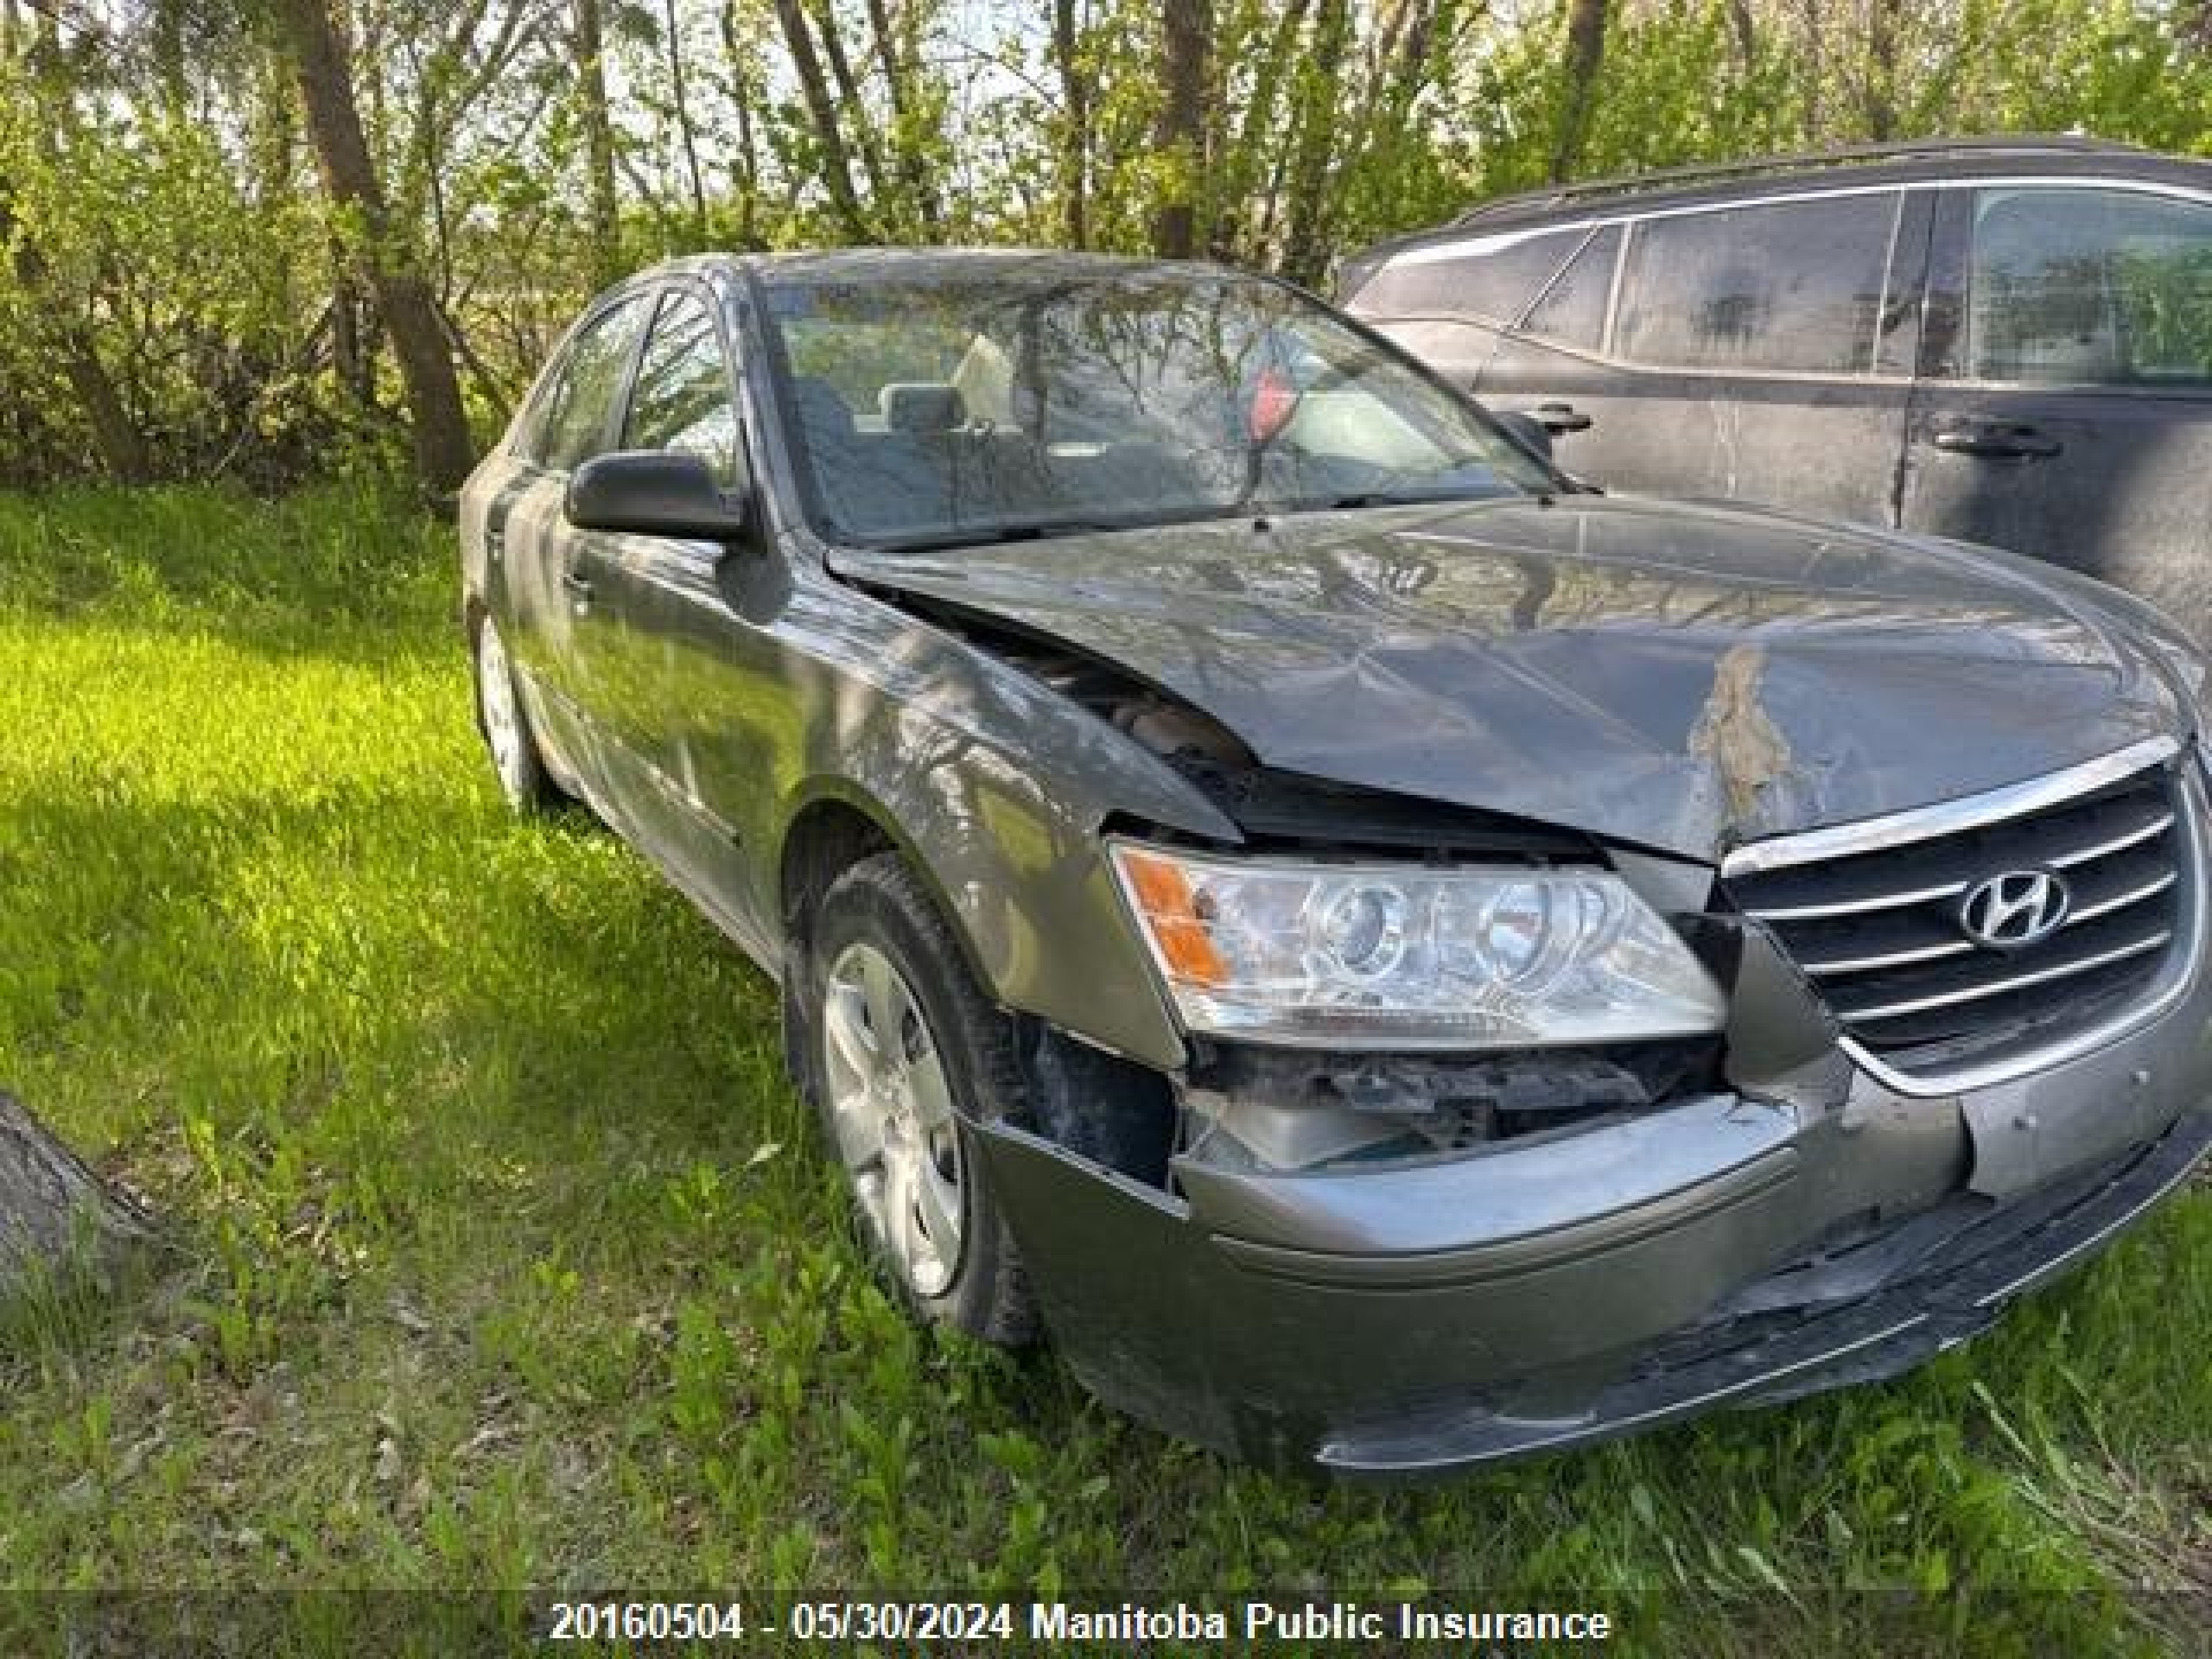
[1348,229,1581,325]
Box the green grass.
[0,483,2206,1656]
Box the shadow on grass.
[0,485,458,671]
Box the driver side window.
[625,289,747,488]
[525,296,651,472]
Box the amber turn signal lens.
[1114,846,1230,988]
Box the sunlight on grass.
[0,485,2202,1656]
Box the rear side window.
[625,290,745,487]
[528,296,651,471]
[1351,229,1582,323]
[1615,194,1900,374]
[1520,225,1621,351]
[1966,188,2212,386]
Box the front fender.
[770,569,1237,1068]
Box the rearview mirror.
[567,450,752,540]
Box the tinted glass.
[1967,188,2212,386]
[1521,225,1620,350]
[760,267,1554,547]
[1350,229,1580,322]
[1615,194,1899,373]
[625,291,742,486]
[533,296,650,471]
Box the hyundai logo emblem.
[1957,868,2072,950]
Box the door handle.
[1531,401,1593,434]
[562,571,595,609]
[1929,419,2062,460]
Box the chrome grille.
[1722,756,2191,1081]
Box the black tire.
[471,609,563,815]
[807,852,1038,1345]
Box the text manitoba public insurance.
[1033,1603,1613,1643]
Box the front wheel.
[808,853,1036,1344]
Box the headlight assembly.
[1107,841,1726,1049]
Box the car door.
[1484,189,1925,531]
[499,292,653,802]
[1902,182,2212,642]
[588,281,782,956]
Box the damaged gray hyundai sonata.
[459,249,2212,1476]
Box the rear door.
[1490,189,1924,529]
[501,293,653,793]
[1902,183,2212,642]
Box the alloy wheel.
[819,940,966,1297]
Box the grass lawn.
[0,483,2206,1656]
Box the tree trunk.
[0,195,152,483]
[810,0,893,211]
[661,0,710,242]
[1278,0,1351,283]
[862,0,942,226]
[774,0,871,238]
[1150,0,1211,257]
[1861,0,1904,140]
[575,0,624,286]
[273,0,475,497]
[1551,0,1610,183]
[53,327,152,483]
[149,0,193,124]
[0,1091,155,1306]
[1051,0,1090,245]
[1211,0,1311,259]
[3,39,156,483]
[718,3,766,247]
[1726,0,1758,71]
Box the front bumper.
[976,946,2212,1477]
[1317,1105,2212,1474]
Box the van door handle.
[1929,419,2062,460]
[1532,401,1593,434]
[562,571,595,610]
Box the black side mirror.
[1493,410,1554,462]
[567,450,752,540]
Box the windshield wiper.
[1317,487,1514,511]
[858,520,1119,555]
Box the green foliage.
[0,47,323,486]
[0,486,2207,1651]
[1,0,2210,481]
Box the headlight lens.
[1108,842,1726,1048]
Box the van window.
[1520,225,1621,351]
[1615,194,1899,374]
[1351,229,1582,324]
[1966,188,2212,386]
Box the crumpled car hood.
[833,494,2192,863]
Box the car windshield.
[758,261,1554,550]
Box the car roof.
[1354,135,2212,262]
[637,247,1236,288]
